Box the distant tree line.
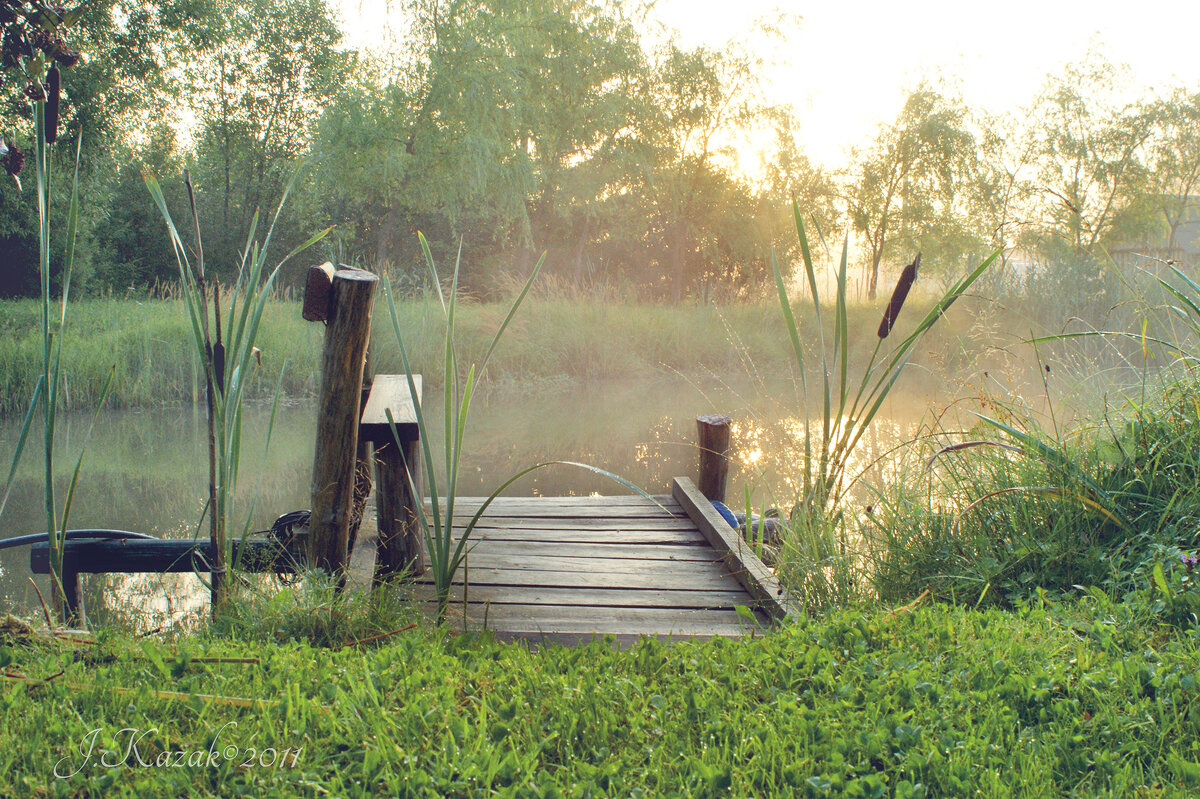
[2,0,1198,301]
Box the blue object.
[710,500,739,529]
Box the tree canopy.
[1,3,1198,300]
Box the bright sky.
[336,0,1200,171]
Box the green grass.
[870,368,1200,608]
[0,293,993,418]
[2,599,1198,797]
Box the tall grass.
[0,13,112,624]
[771,203,995,610]
[0,293,994,417]
[142,168,329,612]
[869,256,1200,608]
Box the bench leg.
[373,438,425,582]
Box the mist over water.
[0,323,1165,628]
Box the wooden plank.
[360,374,421,444]
[30,539,306,574]
[443,528,708,545]
[442,553,723,575]
[672,477,801,621]
[410,584,752,609]
[414,566,745,592]
[434,603,762,629]
[459,541,720,562]
[443,495,676,507]
[433,505,687,520]
[447,517,698,530]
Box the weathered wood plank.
[409,584,752,609]
[434,500,686,518]
[443,553,724,575]
[459,541,720,562]
[425,605,764,637]
[672,477,801,620]
[439,603,758,625]
[360,374,421,444]
[444,495,676,507]
[414,566,744,591]
[443,528,708,545]
[447,517,699,530]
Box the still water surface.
[0,376,933,626]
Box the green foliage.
[873,373,1200,607]
[770,207,994,610]
[142,165,329,606]
[3,602,1199,795]
[0,2,115,622]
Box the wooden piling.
[62,570,84,627]
[359,375,424,581]
[308,267,377,576]
[696,414,732,503]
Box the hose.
[0,529,157,550]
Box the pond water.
[0,375,943,626]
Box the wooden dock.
[28,271,798,639]
[358,477,796,646]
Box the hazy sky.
[337,0,1200,170]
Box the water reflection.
[0,376,935,625]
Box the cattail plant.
[771,202,996,608]
[143,166,330,616]
[0,2,107,626]
[877,254,920,339]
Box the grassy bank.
[3,598,1198,797]
[0,292,1012,417]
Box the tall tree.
[843,87,978,298]
[188,0,350,276]
[1029,56,1156,258]
[1143,89,1200,255]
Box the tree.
[187,0,350,278]
[1143,89,1200,255]
[843,87,979,298]
[1028,56,1156,258]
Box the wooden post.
[359,375,424,581]
[308,267,377,576]
[62,570,84,627]
[347,346,373,556]
[696,414,732,503]
[373,436,424,581]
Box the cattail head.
[1,138,23,181]
[44,65,59,144]
[877,253,920,339]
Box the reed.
[382,235,652,623]
[142,166,329,614]
[0,7,110,624]
[771,201,995,609]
